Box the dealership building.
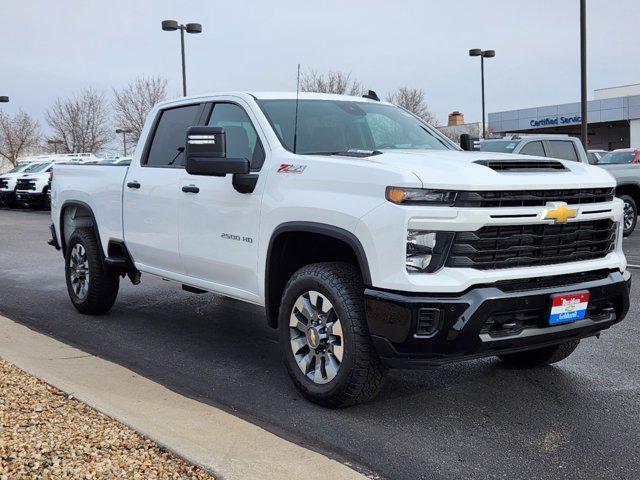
[488,84,640,150]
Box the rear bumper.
[365,269,631,368]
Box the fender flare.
[264,221,372,327]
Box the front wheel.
[620,195,637,237]
[498,339,580,368]
[65,228,119,314]
[279,262,387,408]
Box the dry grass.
[0,358,213,479]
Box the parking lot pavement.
[0,209,639,480]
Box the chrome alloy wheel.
[289,290,344,385]
[624,200,635,230]
[68,243,90,300]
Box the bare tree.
[113,76,168,144]
[45,88,112,153]
[0,110,41,166]
[386,87,438,125]
[300,70,364,96]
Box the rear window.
[479,140,519,153]
[599,152,637,164]
[548,141,579,162]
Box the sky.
[2,0,640,133]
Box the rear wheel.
[65,228,119,314]
[620,194,637,236]
[279,262,386,408]
[498,339,580,368]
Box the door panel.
[178,101,266,297]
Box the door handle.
[127,181,141,189]
[182,185,200,194]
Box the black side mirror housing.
[460,134,479,151]
[185,126,250,177]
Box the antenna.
[293,63,301,154]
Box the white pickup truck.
[50,92,631,407]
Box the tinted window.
[519,141,546,157]
[479,140,519,153]
[258,99,452,154]
[598,152,637,164]
[146,104,201,167]
[208,103,265,170]
[549,141,579,162]
[587,152,598,164]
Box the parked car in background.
[0,162,46,207]
[588,149,609,164]
[480,135,589,164]
[14,161,55,210]
[596,148,640,236]
[97,157,132,166]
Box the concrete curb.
[0,315,371,480]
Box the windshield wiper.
[305,149,382,158]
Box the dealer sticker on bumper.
[549,291,590,326]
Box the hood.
[0,171,29,180]
[362,150,616,190]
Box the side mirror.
[460,134,479,151]
[185,126,250,177]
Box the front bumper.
[14,191,44,205]
[365,269,631,368]
[0,190,15,204]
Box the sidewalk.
[0,315,372,480]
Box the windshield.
[26,162,51,173]
[598,152,636,164]
[6,164,29,174]
[479,140,519,153]
[257,99,454,154]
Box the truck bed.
[51,164,128,255]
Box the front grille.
[0,178,7,189]
[475,159,567,172]
[454,188,614,208]
[16,179,35,191]
[447,219,616,270]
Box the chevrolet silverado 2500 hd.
[50,92,631,407]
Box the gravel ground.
[0,358,213,479]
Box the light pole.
[47,139,63,154]
[0,96,8,103]
[115,128,132,156]
[469,48,495,139]
[580,0,588,149]
[161,20,202,96]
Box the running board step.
[182,284,207,294]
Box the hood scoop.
[475,159,567,172]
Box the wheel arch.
[616,183,640,206]
[59,200,105,258]
[264,221,372,329]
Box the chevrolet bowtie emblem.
[543,202,577,223]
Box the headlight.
[406,230,454,273]
[386,187,457,206]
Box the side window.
[519,141,546,157]
[208,103,265,170]
[549,141,579,162]
[146,104,202,167]
[587,152,598,164]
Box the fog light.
[416,308,441,337]
[406,230,436,271]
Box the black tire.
[498,339,580,368]
[43,188,51,211]
[619,194,637,237]
[65,228,119,314]
[279,262,387,408]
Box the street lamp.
[115,128,132,156]
[47,139,63,154]
[469,48,496,139]
[161,19,202,97]
[0,96,8,103]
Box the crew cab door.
[178,100,267,301]
[123,102,206,275]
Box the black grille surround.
[0,178,7,189]
[454,187,614,208]
[446,219,617,270]
[15,179,35,191]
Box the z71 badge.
[277,164,306,174]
